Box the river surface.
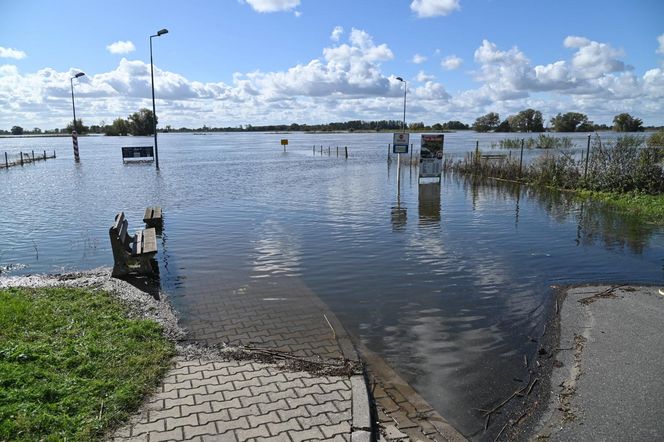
[1,132,662,438]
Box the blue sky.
[1,0,663,129]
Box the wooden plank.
[143,207,152,221]
[133,230,143,256]
[142,228,158,254]
[118,220,129,248]
[112,212,126,230]
[153,206,162,219]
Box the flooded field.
[1,131,662,437]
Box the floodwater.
[1,132,662,438]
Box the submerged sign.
[419,134,444,180]
[393,132,409,154]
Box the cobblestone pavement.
[178,276,349,361]
[113,357,367,442]
[114,275,371,441]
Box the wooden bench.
[109,212,158,277]
[143,206,163,229]
[122,146,154,163]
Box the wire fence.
[0,150,56,169]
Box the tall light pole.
[150,28,168,170]
[70,72,85,162]
[396,76,407,133]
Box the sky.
[1,0,663,130]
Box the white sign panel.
[419,134,444,180]
[392,132,409,154]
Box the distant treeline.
[3,109,661,136]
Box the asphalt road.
[534,285,664,441]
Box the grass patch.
[0,287,175,441]
[575,190,664,224]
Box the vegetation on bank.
[0,287,175,441]
[4,107,661,136]
[494,134,574,149]
[450,133,664,223]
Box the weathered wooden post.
[32,150,35,161]
[43,150,47,160]
[53,150,56,158]
[336,146,339,157]
[328,146,330,156]
[475,141,479,170]
[4,152,8,168]
[345,146,348,158]
[584,134,591,179]
[313,145,315,154]
[320,146,323,154]
[410,144,413,163]
[519,139,525,176]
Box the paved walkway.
[114,275,371,441]
[534,285,664,440]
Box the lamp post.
[396,76,406,133]
[70,72,85,162]
[150,28,168,170]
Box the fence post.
[345,146,348,158]
[328,146,330,156]
[519,139,524,176]
[20,152,23,166]
[336,146,339,157]
[388,143,391,161]
[32,150,35,161]
[410,144,413,162]
[475,141,479,169]
[4,152,7,168]
[44,150,46,160]
[584,134,591,180]
[54,150,56,159]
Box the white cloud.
[1,32,663,130]
[294,10,302,17]
[410,0,460,18]
[416,71,435,82]
[657,34,664,55]
[0,47,27,59]
[106,41,136,55]
[330,26,343,42]
[412,54,427,64]
[244,0,300,13]
[441,55,462,70]
[563,35,626,79]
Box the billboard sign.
[393,133,409,154]
[419,134,444,180]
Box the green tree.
[509,109,544,132]
[613,113,643,132]
[128,108,156,136]
[65,119,88,134]
[104,118,130,136]
[472,112,500,132]
[495,119,512,132]
[10,125,23,135]
[442,120,469,130]
[550,112,593,132]
[647,129,664,148]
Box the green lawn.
[575,190,664,224]
[0,287,175,441]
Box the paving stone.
[234,423,271,441]
[198,409,231,425]
[267,418,302,437]
[247,410,281,427]
[183,422,217,439]
[131,419,165,436]
[149,426,183,442]
[215,416,250,434]
[288,427,326,442]
[165,413,198,431]
[320,421,351,439]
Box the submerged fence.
[0,150,56,169]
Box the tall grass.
[452,135,664,195]
[494,134,574,150]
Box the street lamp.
[150,28,168,170]
[70,72,85,162]
[396,76,406,133]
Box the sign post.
[393,132,409,197]
[280,139,288,152]
[418,134,444,183]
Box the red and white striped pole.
[72,130,80,162]
[70,72,85,163]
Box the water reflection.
[418,183,441,226]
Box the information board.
[419,134,444,180]
[393,133,409,154]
